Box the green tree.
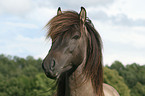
[104,67,130,96]
[110,61,139,88]
[110,61,125,72]
[137,65,145,85]
[131,82,145,96]
[1,54,145,96]
[33,73,56,96]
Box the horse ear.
[80,7,86,24]
[57,7,62,15]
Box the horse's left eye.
[72,35,80,40]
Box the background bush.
[0,54,145,96]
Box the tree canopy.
[0,54,145,96]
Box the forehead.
[46,11,81,40]
[50,31,72,50]
[51,25,80,42]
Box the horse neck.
[68,64,95,96]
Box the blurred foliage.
[104,67,130,96]
[108,60,145,96]
[0,54,145,96]
[0,54,55,96]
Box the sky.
[0,0,145,65]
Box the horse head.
[42,7,88,79]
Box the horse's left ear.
[80,7,86,24]
[57,7,62,15]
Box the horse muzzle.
[42,59,58,79]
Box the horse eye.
[72,35,80,39]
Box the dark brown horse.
[42,7,119,96]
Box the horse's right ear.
[57,7,62,15]
[80,7,86,24]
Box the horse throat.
[57,64,95,96]
[68,64,95,96]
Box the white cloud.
[102,0,145,20]
[0,0,145,65]
[93,21,145,65]
[104,26,145,49]
[0,0,115,17]
[122,32,145,49]
[34,0,115,9]
[94,21,145,49]
[0,35,51,59]
[4,22,38,29]
[104,53,145,66]
[57,0,114,9]
[89,10,145,27]
[0,0,33,15]
[25,7,56,25]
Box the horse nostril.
[50,59,55,70]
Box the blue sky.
[0,0,145,65]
